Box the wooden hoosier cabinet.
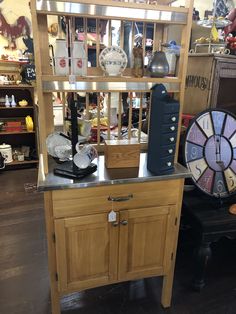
[31,0,193,313]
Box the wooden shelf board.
[0,60,29,66]
[35,0,188,24]
[0,84,35,88]
[36,0,188,13]
[0,131,35,135]
[42,75,181,83]
[41,75,181,92]
[5,159,38,166]
[0,106,34,110]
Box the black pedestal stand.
[182,190,236,290]
[54,93,97,179]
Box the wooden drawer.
[52,179,182,218]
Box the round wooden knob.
[229,204,236,215]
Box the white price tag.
[69,74,76,84]
[108,210,116,222]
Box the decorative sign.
[21,64,36,82]
[186,75,210,91]
[0,10,31,50]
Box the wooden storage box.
[183,54,236,115]
[104,139,140,168]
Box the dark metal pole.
[69,92,79,171]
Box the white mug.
[73,144,98,169]
[18,154,25,162]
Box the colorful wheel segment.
[184,109,236,198]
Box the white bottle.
[71,41,87,76]
[11,95,16,107]
[54,39,69,76]
[5,95,10,107]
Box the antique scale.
[184,109,236,198]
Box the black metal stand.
[54,160,97,179]
[54,93,97,179]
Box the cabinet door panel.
[118,206,173,281]
[55,213,118,293]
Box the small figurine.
[48,23,58,37]
[11,95,16,107]
[25,115,34,132]
[5,95,10,107]
[22,35,34,56]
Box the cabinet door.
[55,212,119,293]
[118,206,174,281]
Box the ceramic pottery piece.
[0,143,12,163]
[148,51,169,78]
[71,41,87,76]
[99,46,127,76]
[54,39,69,75]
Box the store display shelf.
[0,131,35,135]
[41,75,181,92]
[35,0,188,24]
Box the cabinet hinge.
[171,252,174,261]
[55,273,58,281]
[175,217,178,226]
[52,233,56,243]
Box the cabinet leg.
[50,285,60,314]
[44,193,61,314]
[192,242,212,291]
[161,264,175,308]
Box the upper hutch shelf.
[31,0,193,174]
[41,75,180,92]
[35,0,188,24]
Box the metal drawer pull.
[112,222,119,227]
[108,194,133,202]
[120,220,128,226]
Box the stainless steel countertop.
[38,153,190,192]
